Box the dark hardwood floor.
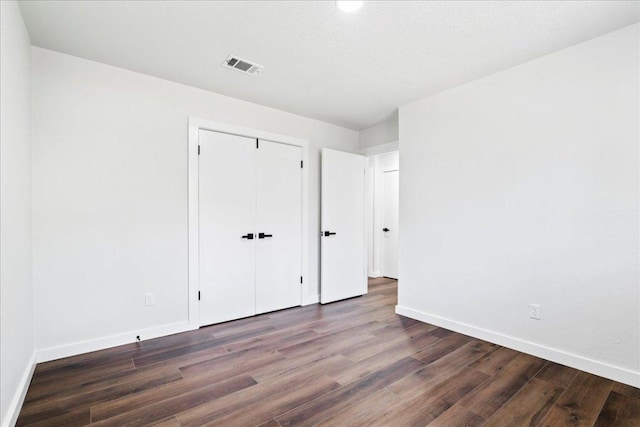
[18,278,640,426]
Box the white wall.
[0,1,35,425]
[398,24,639,386]
[32,47,359,358]
[367,151,399,277]
[359,111,398,150]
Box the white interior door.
[321,148,366,304]
[255,140,302,313]
[199,130,256,326]
[382,170,399,279]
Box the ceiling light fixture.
[336,1,363,13]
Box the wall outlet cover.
[145,293,155,307]
[529,303,541,320]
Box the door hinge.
[256,139,259,149]
[198,145,201,155]
[300,276,303,284]
[198,291,201,301]
[300,160,303,168]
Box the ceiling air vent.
[222,55,263,76]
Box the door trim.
[188,117,309,329]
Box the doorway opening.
[365,150,399,281]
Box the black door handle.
[323,231,337,237]
[258,233,273,239]
[241,233,254,240]
[383,228,390,232]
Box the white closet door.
[321,148,366,304]
[199,130,256,326]
[255,140,302,314]
[382,170,399,279]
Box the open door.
[321,148,366,304]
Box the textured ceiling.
[18,1,640,130]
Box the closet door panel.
[255,140,302,314]
[199,130,256,326]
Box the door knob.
[323,231,337,237]
[383,228,390,232]
[241,233,254,240]
[258,233,273,239]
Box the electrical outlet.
[145,293,155,307]
[529,303,541,320]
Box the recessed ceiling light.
[336,1,363,13]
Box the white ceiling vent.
[222,55,263,76]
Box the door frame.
[188,117,309,328]
[363,148,399,278]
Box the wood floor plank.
[275,356,425,427]
[209,324,278,344]
[22,363,183,407]
[469,346,519,375]
[149,417,181,427]
[17,407,90,427]
[339,326,442,363]
[131,335,230,368]
[250,352,354,383]
[90,374,257,427]
[176,372,340,427]
[373,367,489,426]
[535,361,579,388]
[179,348,285,380]
[594,391,640,427]
[426,403,486,427]
[33,342,141,375]
[326,340,422,386]
[137,328,217,351]
[413,332,474,364]
[458,352,547,419]
[208,318,275,338]
[134,343,229,371]
[309,313,387,335]
[314,388,402,427]
[277,323,380,359]
[31,358,135,388]
[223,329,320,353]
[199,375,341,427]
[483,377,564,427]
[540,371,613,427]
[90,365,252,422]
[612,383,640,399]
[370,317,426,338]
[388,339,497,400]
[17,365,182,425]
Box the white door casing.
[321,148,366,304]
[382,170,399,279]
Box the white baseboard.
[2,351,36,427]
[302,294,320,306]
[396,305,640,388]
[368,271,382,278]
[36,321,194,363]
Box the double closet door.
[198,130,302,326]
